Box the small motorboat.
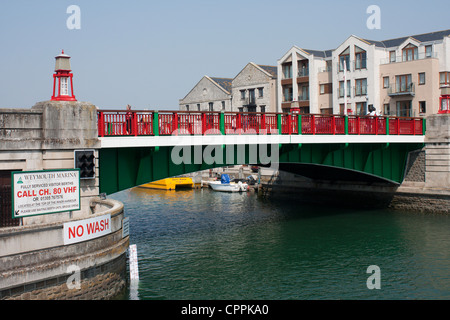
[208,174,248,192]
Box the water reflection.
[110,188,450,300]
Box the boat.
[208,174,248,192]
[139,177,194,190]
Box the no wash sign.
[63,214,111,245]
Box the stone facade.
[179,76,232,112]
[232,63,277,113]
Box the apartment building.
[179,76,232,112]
[277,29,450,117]
[232,62,278,113]
[277,47,333,114]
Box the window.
[282,64,292,79]
[425,45,433,58]
[389,51,396,63]
[355,78,367,96]
[258,87,264,98]
[208,102,214,111]
[283,86,293,102]
[383,77,389,88]
[60,77,68,95]
[298,61,309,76]
[339,47,350,71]
[418,73,426,85]
[419,101,426,114]
[355,46,367,69]
[221,101,225,110]
[440,72,450,85]
[299,86,309,101]
[248,89,255,104]
[197,104,200,111]
[396,101,412,117]
[240,90,246,100]
[320,83,332,95]
[260,105,266,113]
[396,74,412,93]
[339,80,351,97]
[402,44,418,62]
[185,105,189,111]
[384,104,390,116]
[356,102,367,115]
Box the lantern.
[51,50,76,101]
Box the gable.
[180,76,231,104]
[232,63,274,87]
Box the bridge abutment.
[0,101,129,300]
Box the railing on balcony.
[387,82,415,96]
[381,52,438,65]
[298,93,310,101]
[97,110,425,137]
[298,68,309,77]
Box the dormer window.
[402,44,418,62]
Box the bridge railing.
[97,110,425,137]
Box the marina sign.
[12,169,81,218]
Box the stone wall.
[0,199,129,300]
[1,253,127,300]
[0,102,129,300]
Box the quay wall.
[0,101,129,300]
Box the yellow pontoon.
[139,177,194,190]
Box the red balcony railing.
[97,110,425,137]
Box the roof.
[302,49,333,58]
[210,77,232,93]
[363,29,450,48]
[257,65,277,78]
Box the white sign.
[12,169,80,218]
[63,214,111,245]
[122,217,129,238]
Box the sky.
[0,0,449,110]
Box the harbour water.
[110,187,450,300]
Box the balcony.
[298,92,309,102]
[298,68,309,77]
[244,96,256,106]
[387,82,415,97]
[381,52,438,65]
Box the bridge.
[96,110,425,195]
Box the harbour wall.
[0,101,129,300]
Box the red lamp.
[51,50,76,101]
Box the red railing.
[97,110,425,137]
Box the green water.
[111,187,450,300]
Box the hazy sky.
[0,0,449,110]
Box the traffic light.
[74,150,95,179]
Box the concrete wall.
[0,199,129,300]
[0,101,129,299]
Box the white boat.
[208,174,249,192]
